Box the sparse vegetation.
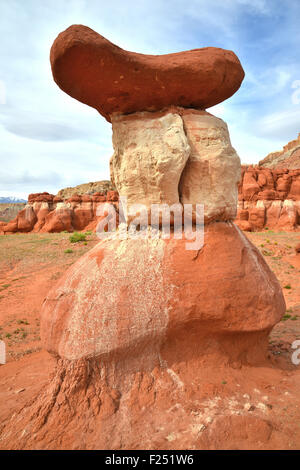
[281,314,292,321]
[0,284,11,291]
[69,232,87,243]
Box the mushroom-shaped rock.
[50,25,245,122]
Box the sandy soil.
[0,232,98,362]
[0,228,299,449]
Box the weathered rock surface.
[236,166,300,231]
[110,109,190,222]
[259,133,300,169]
[110,108,240,224]
[50,25,245,122]
[179,110,240,222]
[41,223,284,362]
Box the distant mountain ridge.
[259,133,300,169]
[0,197,27,203]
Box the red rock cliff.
[235,166,300,231]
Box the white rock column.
[179,111,241,223]
[110,108,241,225]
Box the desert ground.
[0,228,299,449]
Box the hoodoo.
[1,26,286,450]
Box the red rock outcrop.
[50,25,244,122]
[0,191,119,235]
[236,166,300,231]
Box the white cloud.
[254,107,300,140]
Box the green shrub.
[64,249,73,254]
[69,232,87,243]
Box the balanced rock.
[0,26,286,451]
[50,25,245,121]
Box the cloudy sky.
[0,0,300,199]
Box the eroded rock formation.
[0,25,286,450]
[236,166,300,231]
[0,191,119,234]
